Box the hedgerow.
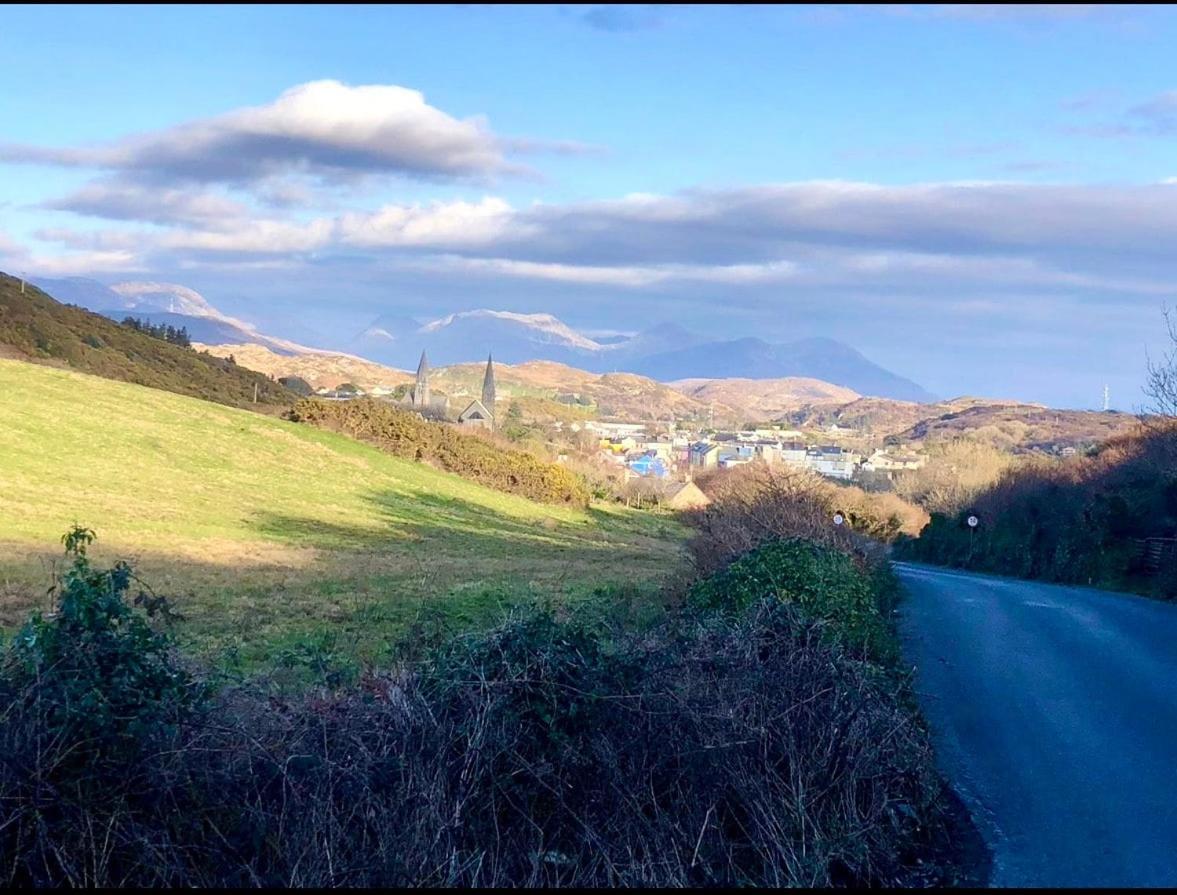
[0,531,956,887]
[896,423,1177,597]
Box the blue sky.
[2,4,1176,407]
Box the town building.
[627,452,669,478]
[688,441,721,469]
[806,445,859,480]
[664,480,711,510]
[862,449,926,474]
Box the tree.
[1145,307,1177,418]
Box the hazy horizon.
[3,4,1175,409]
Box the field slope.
[0,360,686,666]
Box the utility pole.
[1102,384,1110,412]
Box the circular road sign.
[833,512,845,526]
[967,515,979,528]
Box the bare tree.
[1144,307,1177,418]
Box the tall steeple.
[481,352,496,426]
[413,350,431,409]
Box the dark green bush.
[289,397,591,506]
[1,526,202,765]
[689,537,896,661]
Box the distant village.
[580,420,927,484]
[308,349,937,493]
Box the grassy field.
[0,359,688,670]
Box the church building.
[409,350,431,409]
[458,354,497,430]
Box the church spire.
[413,350,430,409]
[481,352,496,426]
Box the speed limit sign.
[833,512,845,526]
[967,515,979,528]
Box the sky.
[1,3,1176,409]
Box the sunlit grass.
[0,360,688,666]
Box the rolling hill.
[0,273,293,409]
[670,376,860,419]
[197,344,736,422]
[430,359,728,421]
[894,403,1141,452]
[0,359,685,667]
[782,395,1142,452]
[194,341,414,391]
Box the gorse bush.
[689,537,897,661]
[289,397,591,506]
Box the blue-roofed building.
[628,452,670,478]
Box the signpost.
[966,514,979,564]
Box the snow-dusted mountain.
[350,308,608,368]
[108,281,224,318]
[422,310,602,351]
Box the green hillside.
[0,272,293,409]
[0,360,686,667]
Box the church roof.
[458,399,491,421]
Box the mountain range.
[33,277,934,401]
[352,309,934,401]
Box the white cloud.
[415,255,799,287]
[45,179,248,225]
[159,218,335,254]
[0,80,523,187]
[337,197,523,248]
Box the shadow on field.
[0,490,680,664]
[250,489,657,559]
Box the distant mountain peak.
[109,281,221,319]
[419,309,604,351]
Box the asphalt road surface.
[896,562,1177,888]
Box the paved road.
[896,562,1177,888]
